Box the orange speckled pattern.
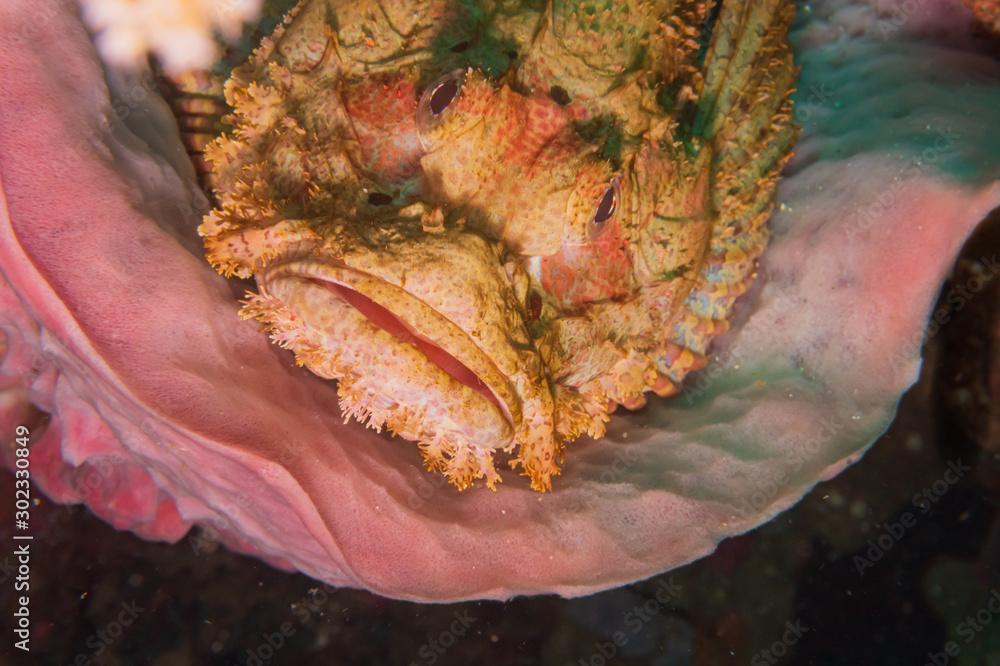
[342,76,423,184]
[539,213,634,306]
[199,0,799,492]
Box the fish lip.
[256,257,519,441]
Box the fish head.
[416,68,715,402]
[199,0,794,493]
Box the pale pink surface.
[1,0,998,601]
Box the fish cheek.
[418,76,498,202]
[538,217,634,307]
[419,125,492,204]
[341,75,423,184]
[498,184,575,256]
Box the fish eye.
[416,69,472,150]
[425,72,463,116]
[367,192,393,206]
[590,177,620,239]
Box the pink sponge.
[1,0,998,601]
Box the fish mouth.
[255,260,519,452]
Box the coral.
[79,0,263,74]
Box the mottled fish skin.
[199,0,799,492]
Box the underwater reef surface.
[1,0,999,607]
[1,216,996,664]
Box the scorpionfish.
[198,0,799,492]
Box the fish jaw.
[233,222,566,491]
